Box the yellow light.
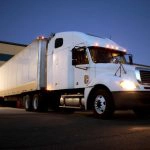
[115,46,119,50]
[47,85,52,91]
[95,42,99,46]
[123,49,127,52]
[37,35,45,40]
[106,44,110,48]
[120,80,137,90]
[111,45,114,49]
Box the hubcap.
[94,95,106,114]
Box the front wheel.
[93,89,114,119]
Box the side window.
[55,38,63,48]
[72,48,89,65]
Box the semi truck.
[0,31,150,119]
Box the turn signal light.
[37,36,45,40]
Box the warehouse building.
[0,41,27,66]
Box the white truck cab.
[47,32,150,118]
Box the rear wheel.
[33,94,48,112]
[24,95,32,111]
[93,89,114,119]
[33,94,41,112]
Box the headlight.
[120,80,137,90]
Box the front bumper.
[112,91,150,109]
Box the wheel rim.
[94,95,106,114]
[33,96,39,110]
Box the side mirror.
[129,55,133,65]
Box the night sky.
[0,0,150,65]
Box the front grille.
[140,70,150,85]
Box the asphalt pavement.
[0,107,149,150]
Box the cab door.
[72,47,92,88]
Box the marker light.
[95,42,99,46]
[123,49,127,52]
[106,44,110,48]
[37,36,45,40]
[47,85,52,91]
[120,80,137,90]
[111,45,114,49]
[115,46,119,50]
[106,44,118,50]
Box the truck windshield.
[89,46,126,64]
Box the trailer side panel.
[0,40,46,97]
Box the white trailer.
[0,31,150,119]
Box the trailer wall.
[0,40,42,97]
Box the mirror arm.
[126,54,133,65]
[74,66,88,70]
[128,54,133,65]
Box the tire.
[24,95,32,111]
[32,94,41,112]
[33,94,48,112]
[93,89,114,119]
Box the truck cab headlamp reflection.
[120,80,137,90]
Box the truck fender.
[84,84,113,110]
